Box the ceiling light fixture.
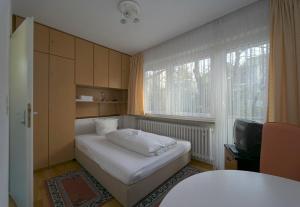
[118,0,141,24]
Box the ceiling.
[12,0,258,55]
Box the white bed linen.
[75,134,191,185]
[106,129,177,157]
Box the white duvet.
[75,134,191,185]
[106,129,177,156]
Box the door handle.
[20,104,32,128]
[20,110,26,125]
[27,103,31,128]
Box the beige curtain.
[268,0,300,125]
[128,53,144,115]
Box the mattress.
[75,133,191,185]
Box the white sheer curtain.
[143,0,269,169]
[144,57,212,117]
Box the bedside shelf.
[224,144,260,172]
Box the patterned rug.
[46,165,202,207]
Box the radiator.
[137,119,214,163]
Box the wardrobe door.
[49,55,75,166]
[94,44,109,87]
[34,23,49,53]
[33,52,49,170]
[75,38,94,86]
[109,50,122,89]
[50,29,75,59]
[121,54,130,89]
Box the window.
[142,0,268,169]
[144,57,212,117]
[226,43,269,122]
[226,43,269,142]
[144,43,269,120]
[144,0,269,169]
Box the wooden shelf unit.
[76,86,128,118]
[76,99,127,104]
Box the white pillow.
[106,129,162,156]
[106,129,177,157]
[94,118,118,136]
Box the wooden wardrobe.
[14,15,130,170]
[33,23,51,170]
[34,24,76,168]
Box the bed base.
[75,148,191,207]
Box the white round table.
[160,170,300,207]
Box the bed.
[75,117,191,207]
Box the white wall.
[0,0,11,206]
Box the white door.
[9,17,34,207]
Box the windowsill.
[129,113,215,124]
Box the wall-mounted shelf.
[76,99,127,104]
[76,114,121,119]
[76,84,128,91]
[99,101,127,104]
[76,86,128,118]
[76,99,95,103]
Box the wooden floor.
[11,159,213,207]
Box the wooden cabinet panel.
[34,23,49,53]
[224,149,238,170]
[99,104,118,116]
[75,38,94,86]
[33,52,49,170]
[49,55,75,166]
[120,103,128,115]
[94,45,109,87]
[121,54,130,89]
[109,50,122,89]
[50,29,75,59]
[76,102,99,118]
